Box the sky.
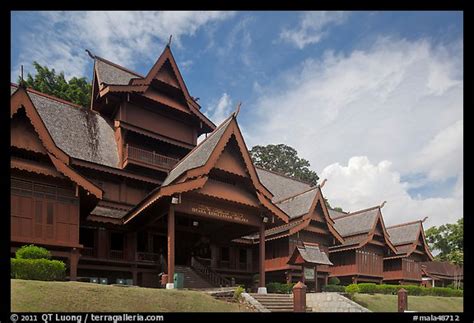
[11,11,463,229]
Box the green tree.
[250,144,319,186]
[18,62,91,107]
[425,218,463,265]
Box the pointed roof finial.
[167,35,173,47]
[85,49,96,59]
[380,201,387,208]
[320,178,327,188]
[234,102,242,117]
[19,65,26,88]
[421,216,428,223]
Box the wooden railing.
[191,257,234,287]
[136,251,159,263]
[265,256,290,271]
[109,250,124,260]
[124,144,179,171]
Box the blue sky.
[11,11,463,228]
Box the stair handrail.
[191,256,234,287]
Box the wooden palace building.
[10,43,439,291]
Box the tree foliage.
[18,62,91,107]
[249,144,319,186]
[425,218,463,265]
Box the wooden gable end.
[367,213,398,254]
[213,137,250,178]
[154,60,180,88]
[11,110,48,155]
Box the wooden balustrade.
[265,256,290,271]
[124,144,179,171]
[191,257,234,287]
[109,250,124,260]
[136,251,159,263]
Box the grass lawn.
[352,293,463,312]
[11,279,252,312]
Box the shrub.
[233,285,245,300]
[266,282,295,294]
[358,283,377,294]
[322,285,345,292]
[11,258,66,281]
[430,287,462,297]
[16,244,51,260]
[345,283,360,295]
[376,284,400,295]
[328,277,340,285]
[403,285,423,296]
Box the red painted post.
[398,288,408,312]
[293,281,307,312]
[167,204,175,287]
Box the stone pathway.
[306,292,370,312]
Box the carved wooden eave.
[302,187,345,244]
[11,86,103,199]
[123,114,290,225]
[366,209,399,254]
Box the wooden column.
[259,223,265,288]
[167,204,175,286]
[314,265,318,292]
[69,248,80,281]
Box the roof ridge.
[386,220,422,229]
[275,185,319,204]
[334,205,380,219]
[11,83,95,112]
[95,56,145,78]
[255,166,314,187]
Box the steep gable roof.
[11,84,119,168]
[386,220,434,259]
[10,86,103,199]
[288,243,333,266]
[256,167,313,202]
[95,56,144,86]
[124,113,288,224]
[93,45,215,133]
[329,205,398,253]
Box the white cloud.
[204,93,233,125]
[321,156,463,228]
[247,37,462,226]
[12,11,234,81]
[280,11,348,49]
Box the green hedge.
[344,283,462,297]
[328,277,340,285]
[322,285,345,292]
[11,258,66,281]
[266,282,295,294]
[345,284,360,294]
[16,244,51,260]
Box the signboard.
[303,267,315,281]
[191,204,249,223]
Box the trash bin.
[173,273,184,289]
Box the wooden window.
[110,232,124,251]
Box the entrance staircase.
[249,293,308,312]
[174,265,215,289]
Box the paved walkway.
[306,293,371,312]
